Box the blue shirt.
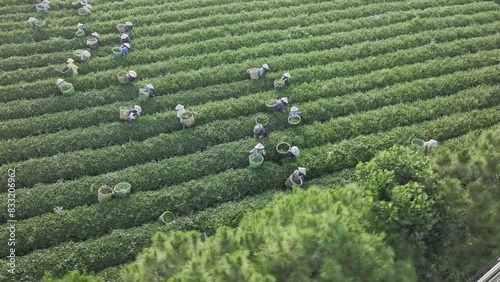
[121,46,129,55]
[258,68,266,78]
[276,101,287,110]
[288,111,301,117]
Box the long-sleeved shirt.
[288,110,301,117]
[121,46,129,55]
[258,67,266,78]
[281,77,290,85]
[125,75,135,83]
[177,109,186,120]
[276,100,287,111]
[120,37,131,44]
[145,87,154,96]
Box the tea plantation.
[0,0,499,280]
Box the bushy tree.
[356,146,468,280]
[121,186,417,281]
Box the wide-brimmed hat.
[128,70,137,77]
[283,72,291,78]
[262,64,269,70]
[77,23,83,28]
[280,97,288,104]
[66,58,74,63]
[175,104,184,110]
[255,143,265,149]
[82,51,91,57]
[146,84,154,89]
[291,146,300,156]
[120,34,129,39]
[28,17,36,23]
[123,43,131,48]
[91,32,99,37]
[298,167,306,175]
[253,124,262,134]
[290,106,298,112]
[134,105,142,114]
[56,79,65,85]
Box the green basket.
[249,153,264,169]
[75,30,85,37]
[36,4,46,12]
[112,47,122,57]
[138,89,149,102]
[255,115,269,126]
[117,71,128,84]
[274,80,285,90]
[411,138,426,148]
[276,142,290,154]
[61,83,75,96]
[73,49,84,59]
[285,174,303,188]
[120,107,130,120]
[114,182,131,198]
[78,7,89,16]
[34,20,46,28]
[158,211,175,224]
[247,68,259,79]
[288,115,301,125]
[116,23,126,33]
[181,111,195,127]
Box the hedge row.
[0,190,280,281]
[2,66,498,221]
[2,21,498,123]
[1,11,498,107]
[1,40,498,144]
[3,0,492,73]
[3,5,498,86]
[3,83,498,256]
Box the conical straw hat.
[175,104,184,110]
[298,167,306,175]
[290,106,298,112]
[128,70,137,77]
[56,79,64,85]
[66,58,74,63]
[255,143,265,149]
[280,97,288,104]
[291,146,300,156]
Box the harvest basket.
[81,51,91,61]
[249,153,264,169]
[114,182,131,198]
[78,7,89,16]
[411,138,426,148]
[276,142,291,154]
[255,115,269,126]
[288,115,301,125]
[87,39,98,49]
[61,83,75,96]
[34,20,46,28]
[181,111,195,127]
[117,71,128,84]
[265,98,277,112]
[116,23,126,33]
[138,89,149,102]
[247,68,259,79]
[274,80,285,90]
[61,66,73,76]
[158,211,175,224]
[112,47,122,57]
[73,49,84,60]
[285,174,303,188]
[97,186,114,203]
[35,4,46,12]
[119,107,130,120]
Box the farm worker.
[288,106,301,118]
[120,34,131,44]
[249,143,266,156]
[80,0,88,6]
[125,70,137,84]
[292,167,306,181]
[41,0,50,11]
[121,43,130,55]
[424,139,438,148]
[175,104,185,120]
[258,64,269,78]
[81,51,91,62]
[91,32,99,41]
[282,146,300,159]
[66,58,78,75]
[56,79,70,91]
[128,105,142,121]
[82,4,92,14]
[124,22,133,32]
[275,97,288,111]
[28,17,37,29]
[77,23,86,32]
[253,124,267,138]
[145,84,155,98]
[281,72,291,86]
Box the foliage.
[356,146,468,280]
[121,186,417,282]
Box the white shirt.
[177,109,185,120]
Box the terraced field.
[0,0,499,280]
